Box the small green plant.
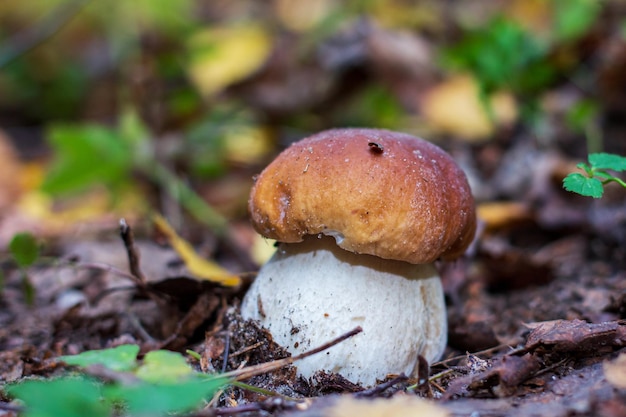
[8,232,40,305]
[563,153,626,198]
[441,0,600,124]
[41,109,230,235]
[6,344,230,417]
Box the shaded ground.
[0,143,625,416]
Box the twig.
[124,311,157,343]
[119,218,147,285]
[230,381,301,402]
[75,261,140,283]
[433,343,511,366]
[355,374,408,398]
[229,341,264,358]
[0,0,92,68]
[221,332,230,374]
[221,327,363,381]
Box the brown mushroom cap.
[249,128,476,264]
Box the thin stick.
[221,332,230,374]
[222,326,362,381]
[355,374,408,398]
[119,218,147,285]
[229,341,264,358]
[76,262,140,283]
[0,0,92,68]
[433,343,511,366]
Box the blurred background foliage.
[0,0,623,246]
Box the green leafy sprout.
[7,232,40,305]
[563,153,626,198]
[441,0,600,124]
[6,345,231,417]
[41,109,231,236]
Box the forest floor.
[0,138,625,417]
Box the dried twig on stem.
[223,326,363,381]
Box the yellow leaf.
[420,74,517,142]
[17,187,145,230]
[274,0,333,32]
[152,214,241,287]
[251,232,276,266]
[187,24,272,96]
[327,395,449,417]
[505,0,552,41]
[223,125,273,165]
[604,353,626,390]
[477,201,532,231]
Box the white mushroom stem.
[240,235,447,386]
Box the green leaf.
[41,124,133,196]
[563,173,604,198]
[554,0,600,41]
[441,17,549,95]
[59,344,140,372]
[105,377,229,415]
[135,350,195,384]
[118,108,152,168]
[565,99,599,133]
[588,153,626,172]
[9,232,39,268]
[8,377,111,417]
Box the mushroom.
[240,128,476,386]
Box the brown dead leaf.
[479,236,555,291]
[466,353,541,397]
[524,319,625,354]
[161,291,221,350]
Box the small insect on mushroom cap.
[249,128,476,264]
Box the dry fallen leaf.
[273,0,333,32]
[327,395,449,417]
[152,214,241,287]
[187,24,272,96]
[505,0,553,41]
[420,74,517,142]
[477,201,533,231]
[222,125,273,165]
[251,232,276,266]
[604,353,626,389]
[524,320,625,354]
